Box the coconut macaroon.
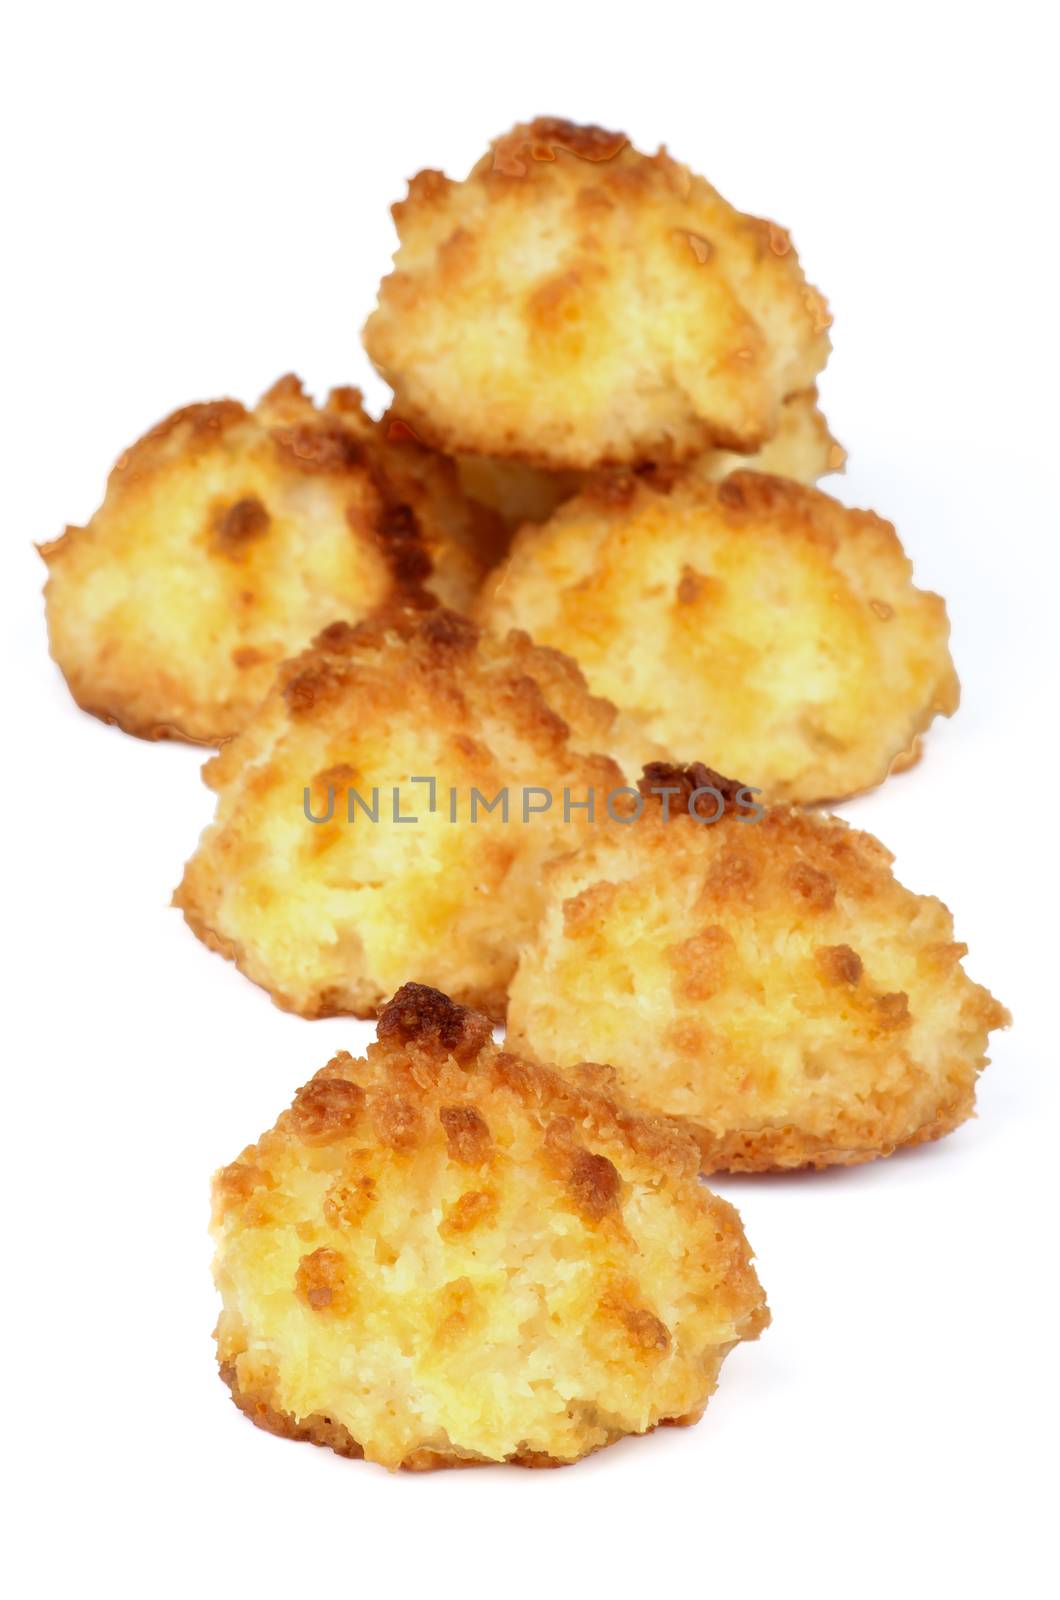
[507,766,1009,1173]
[176,603,654,1020]
[364,117,831,470]
[41,376,497,744]
[477,470,958,805]
[456,387,845,533]
[213,983,769,1470]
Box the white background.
[3,4,1057,1596]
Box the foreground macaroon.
[176,603,654,1020]
[212,984,769,1470]
[456,387,845,533]
[477,470,958,805]
[41,376,496,744]
[506,766,1009,1172]
[364,117,831,469]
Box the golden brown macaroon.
[364,117,831,469]
[40,376,498,745]
[175,603,657,1021]
[477,470,959,805]
[455,387,846,533]
[213,983,769,1470]
[507,766,1009,1172]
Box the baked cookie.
[364,117,830,468]
[175,603,655,1019]
[507,766,1008,1171]
[41,376,497,743]
[213,984,769,1469]
[477,471,958,804]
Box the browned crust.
[277,603,477,723]
[45,686,221,747]
[113,399,248,479]
[490,117,629,177]
[263,378,439,591]
[371,401,508,567]
[376,982,495,1061]
[576,464,841,526]
[219,1358,692,1471]
[290,1077,366,1143]
[369,415,736,479]
[638,761,749,808]
[268,419,365,475]
[689,1081,979,1175]
[212,495,271,557]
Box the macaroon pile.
[40,117,1007,1473]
